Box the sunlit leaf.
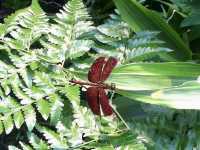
[113,0,191,60]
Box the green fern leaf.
[19,141,33,150]
[23,105,36,131]
[4,6,48,51]
[36,99,51,120]
[41,0,94,62]
[37,125,68,149]
[23,86,45,100]
[0,0,144,148]
[33,72,55,95]
[13,110,24,129]
[31,0,44,14]
[90,12,172,62]
[28,132,49,150]
[6,97,25,129]
[0,23,6,37]
[3,115,14,134]
[0,94,10,113]
[1,80,11,95]
[60,85,80,106]
[0,119,4,134]
[10,74,33,104]
[19,68,32,88]
[49,94,64,125]
[9,53,27,68]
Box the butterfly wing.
[101,57,118,82]
[99,88,113,116]
[86,87,113,116]
[86,87,100,115]
[88,57,106,83]
[87,56,116,116]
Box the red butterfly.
[70,57,118,116]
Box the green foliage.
[87,12,172,63]
[128,105,200,149]
[0,0,146,149]
[0,0,200,149]
[113,0,192,60]
[168,0,200,27]
[155,0,200,49]
[0,0,51,135]
[40,0,94,62]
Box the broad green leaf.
[37,99,51,120]
[118,81,200,109]
[181,13,200,27]
[113,0,191,60]
[151,81,200,109]
[109,74,171,91]
[107,62,200,91]
[112,62,200,77]
[118,90,174,107]
[23,105,36,131]
[3,115,14,134]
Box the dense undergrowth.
[0,0,200,149]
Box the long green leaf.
[151,81,200,109]
[106,62,200,91]
[113,0,191,60]
[118,81,200,109]
[112,62,200,77]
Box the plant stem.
[110,91,130,130]
[69,139,97,150]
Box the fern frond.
[19,141,33,150]
[48,94,64,125]
[2,1,48,51]
[3,115,14,134]
[36,125,68,149]
[28,132,49,149]
[0,0,146,149]
[0,0,53,134]
[40,0,94,63]
[23,105,36,131]
[59,84,80,106]
[90,12,172,62]
[36,99,51,120]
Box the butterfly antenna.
[110,91,130,130]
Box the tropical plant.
[0,0,146,149]
[0,0,200,149]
